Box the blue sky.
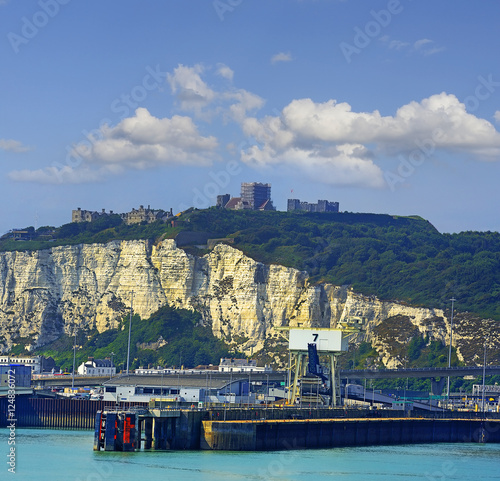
[1,0,499,235]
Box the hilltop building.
[123,205,172,225]
[72,208,112,223]
[287,199,339,213]
[219,182,275,211]
[72,205,173,226]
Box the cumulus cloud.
[0,138,31,152]
[224,89,265,123]
[167,64,216,113]
[271,52,293,64]
[167,63,264,123]
[242,142,384,188]
[216,63,234,81]
[74,107,218,168]
[9,108,219,184]
[238,92,500,188]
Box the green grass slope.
[32,305,239,371]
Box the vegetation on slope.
[339,339,499,392]
[30,305,239,371]
[180,209,500,320]
[2,208,500,320]
[0,215,175,251]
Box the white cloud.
[166,63,264,124]
[0,138,31,152]
[8,108,219,184]
[495,111,500,123]
[242,143,384,188]
[75,107,218,168]
[382,37,445,56]
[271,52,293,64]
[414,38,432,50]
[8,166,105,184]
[224,90,265,123]
[413,39,446,56]
[215,63,234,81]
[238,92,500,188]
[167,64,216,113]
[389,40,409,50]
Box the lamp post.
[481,336,489,414]
[266,373,269,411]
[446,297,456,406]
[109,352,115,379]
[126,291,133,375]
[71,330,77,390]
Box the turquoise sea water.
[3,429,500,481]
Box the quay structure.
[93,407,500,452]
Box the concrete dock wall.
[201,418,500,451]
[0,397,148,429]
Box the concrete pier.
[201,417,500,451]
[94,409,203,451]
[92,408,500,451]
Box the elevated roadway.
[340,365,500,380]
[32,366,500,389]
[32,371,289,389]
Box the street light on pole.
[126,291,134,375]
[72,329,77,390]
[109,352,115,380]
[447,297,456,405]
[482,336,489,414]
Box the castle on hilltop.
[287,199,339,213]
[72,205,173,225]
[216,182,275,211]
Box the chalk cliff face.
[0,239,497,366]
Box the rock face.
[0,239,497,366]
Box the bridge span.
[340,365,500,380]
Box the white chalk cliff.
[0,239,497,366]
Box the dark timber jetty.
[93,407,500,452]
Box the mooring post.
[144,417,153,449]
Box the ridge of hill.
[1,208,499,320]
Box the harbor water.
[4,428,500,480]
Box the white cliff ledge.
[0,239,496,366]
